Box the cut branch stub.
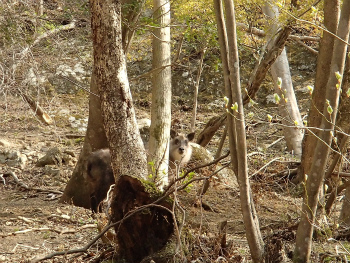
[111,175,174,263]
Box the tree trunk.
[293,1,350,262]
[122,0,146,53]
[60,0,143,208]
[262,3,303,157]
[191,49,206,133]
[214,0,264,262]
[59,73,108,208]
[340,184,350,224]
[90,0,146,178]
[337,59,350,224]
[90,1,173,262]
[148,0,172,188]
[296,0,340,184]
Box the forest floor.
[0,90,345,263]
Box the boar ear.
[187,132,195,141]
[170,129,177,139]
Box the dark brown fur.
[86,149,115,212]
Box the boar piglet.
[85,149,115,213]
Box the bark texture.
[111,176,174,262]
[294,0,350,261]
[297,0,340,183]
[59,73,108,208]
[263,3,303,157]
[90,1,174,262]
[90,0,147,179]
[214,0,264,262]
[148,0,172,187]
[60,0,143,208]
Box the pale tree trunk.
[262,3,303,157]
[90,1,174,262]
[214,0,264,262]
[296,0,340,184]
[149,0,172,187]
[293,1,350,262]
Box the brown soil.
[0,94,340,263]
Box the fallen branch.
[2,170,62,195]
[21,93,53,125]
[31,203,176,263]
[0,224,96,238]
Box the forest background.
[0,0,350,263]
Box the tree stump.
[112,175,174,263]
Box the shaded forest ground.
[0,2,347,260]
[0,75,347,262]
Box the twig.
[250,157,283,178]
[266,137,284,149]
[3,170,62,195]
[292,38,318,55]
[31,203,175,263]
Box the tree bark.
[90,1,173,262]
[262,3,303,157]
[148,0,172,188]
[90,0,146,178]
[59,73,108,208]
[296,0,340,184]
[214,0,264,262]
[293,0,350,262]
[60,0,143,208]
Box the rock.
[44,165,61,177]
[0,139,12,147]
[36,147,63,167]
[48,63,90,94]
[0,149,27,169]
[190,143,238,188]
[36,147,75,167]
[137,118,151,147]
[69,116,88,133]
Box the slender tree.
[296,0,340,184]
[148,0,172,187]
[294,1,350,262]
[214,0,264,262]
[262,3,303,157]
